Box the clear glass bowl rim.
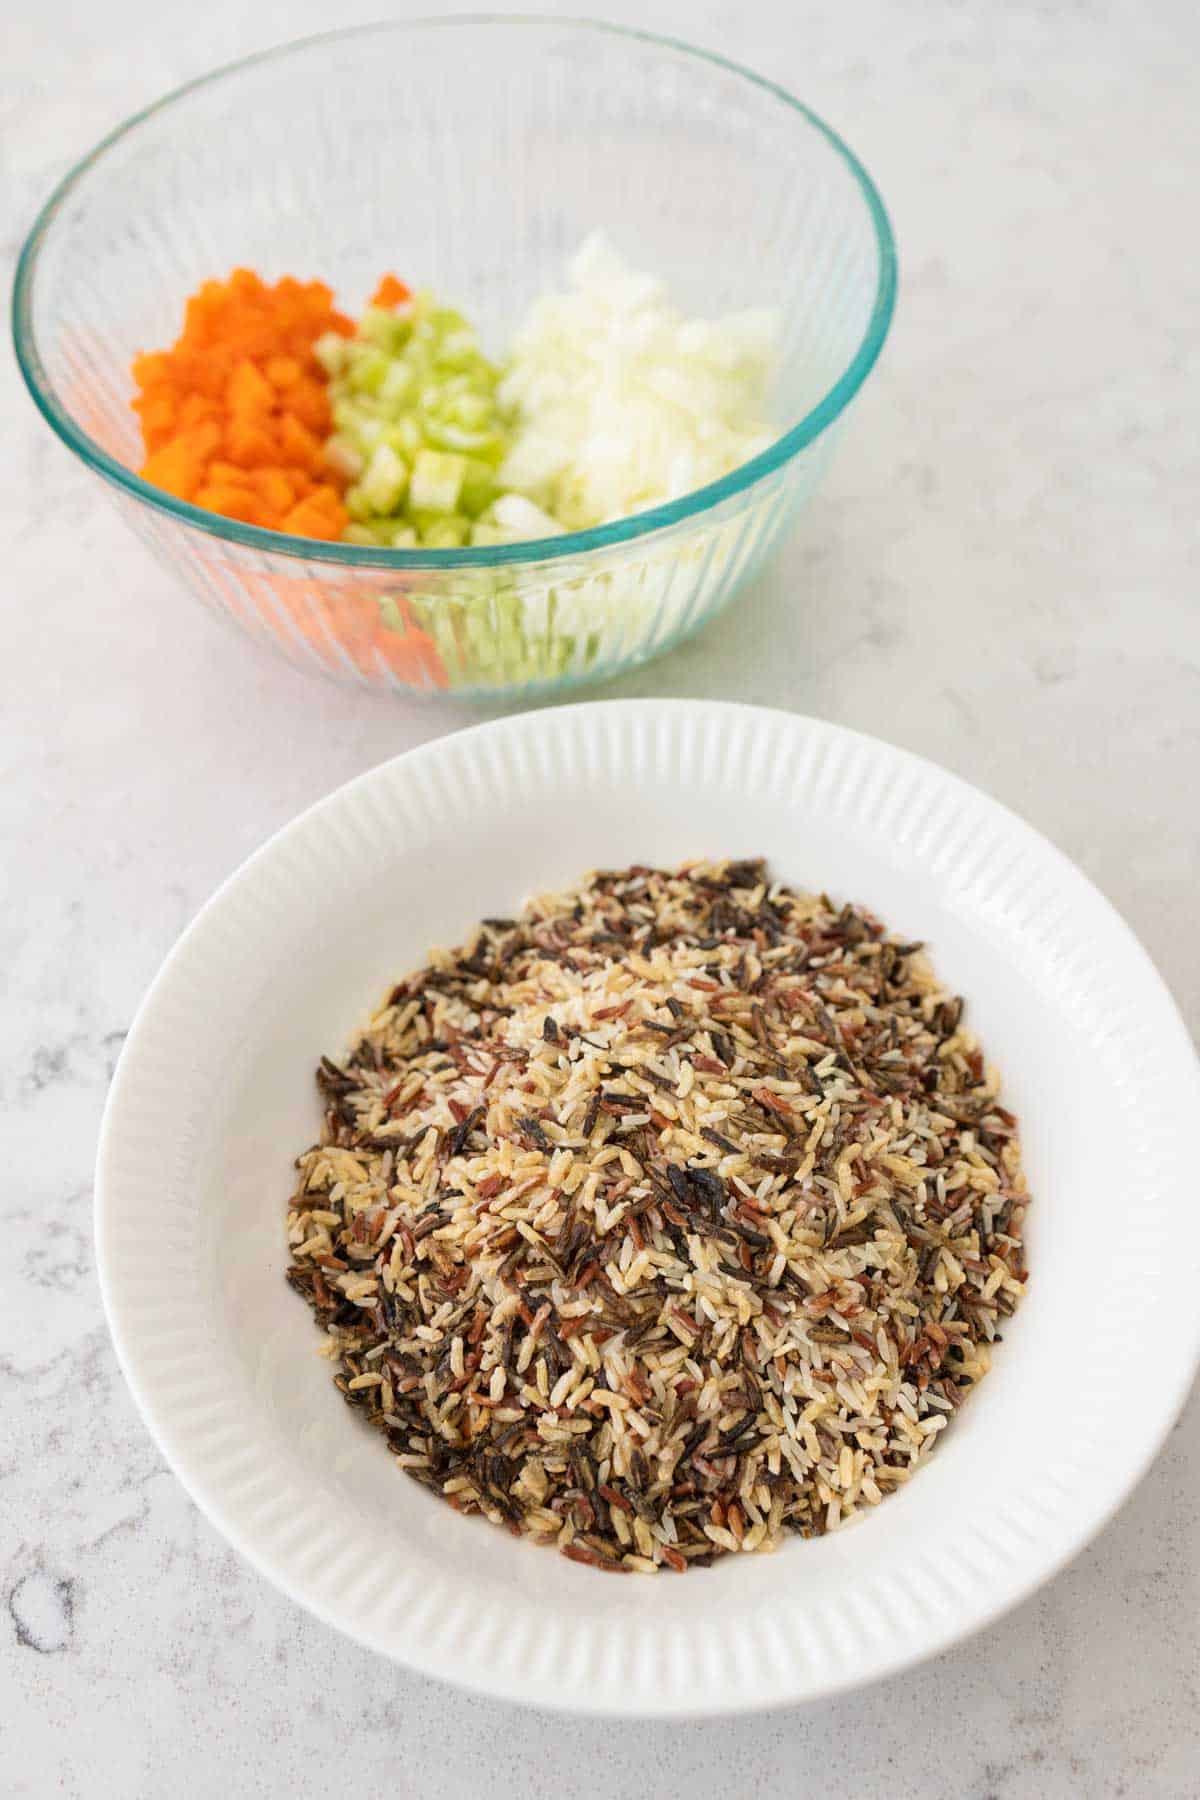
[11,13,898,571]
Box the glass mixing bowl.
[13,18,895,699]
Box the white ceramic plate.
[96,700,1200,1716]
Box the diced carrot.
[264,355,302,391]
[142,420,223,500]
[142,443,200,500]
[303,482,345,517]
[284,376,331,434]
[195,483,263,525]
[371,273,412,309]
[131,351,171,388]
[227,357,275,416]
[278,413,323,471]
[207,459,255,485]
[131,269,358,543]
[135,395,178,448]
[248,468,296,513]
[236,564,447,689]
[280,497,345,539]
[177,393,221,429]
[225,418,280,468]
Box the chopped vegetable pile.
[499,235,778,530]
[129,241,781,688]
[132,269,355,539]
[131,238,779,551]
[318,280,519,551]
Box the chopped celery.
[326,287,519,549]
[354,415,386,451]
[382,417,422,458]
[409,506,464,539]
[313,331,349,376]
[379,360,415,408]
[458,457,498,518]
[358,306,412,353]
[421,516,470,549]
[401,541,715,692]
[362,443,408,514]
[331,396,366,434]
[349,347,391,396]
[410,449,465,514]
[323,434,364,481]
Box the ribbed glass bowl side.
[14,18,893,698]
[110,433,838,696]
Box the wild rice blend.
[286,860,1029,1573]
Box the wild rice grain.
[285,859,1029,1572]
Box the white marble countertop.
[5,1,1199,1793]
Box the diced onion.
[498,232,779,530]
